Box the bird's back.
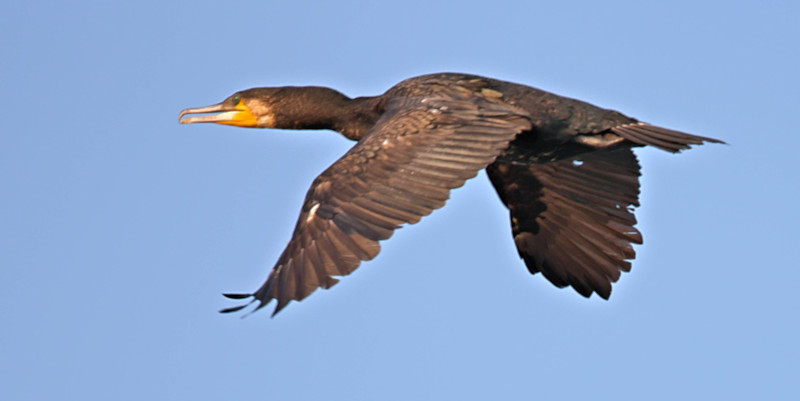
[386,73,636,143]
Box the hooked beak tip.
[178,108,194,124]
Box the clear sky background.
[2,1,798,400]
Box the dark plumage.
[178,72,722,316]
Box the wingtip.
[270,300,291,317]
[219,293,256,314]
[219,304,250,314]
[222,293,253,300]
[218,292,288,317]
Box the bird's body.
[179,73,722,316]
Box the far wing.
[487,147,642,299]
[223,94,532,315]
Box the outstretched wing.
[487,147,642,299]
[487,121,721,299]
[223,94,532,315]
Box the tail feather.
[612,123,724,153]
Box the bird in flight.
[179,72,722,316]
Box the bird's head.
[179,87,353,130]
[178,89,277,128]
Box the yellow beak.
[178,101,258,127]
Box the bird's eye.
[232,95,241,105]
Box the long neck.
[332,96,385,140]
[270,87,384,141]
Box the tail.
[611,122,725,153]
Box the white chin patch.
[258,113,275,127]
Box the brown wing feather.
[223,95,532,315]
[486,147,642,299]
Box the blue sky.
[2,1,798,400]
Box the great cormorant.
[179,72,722,316]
